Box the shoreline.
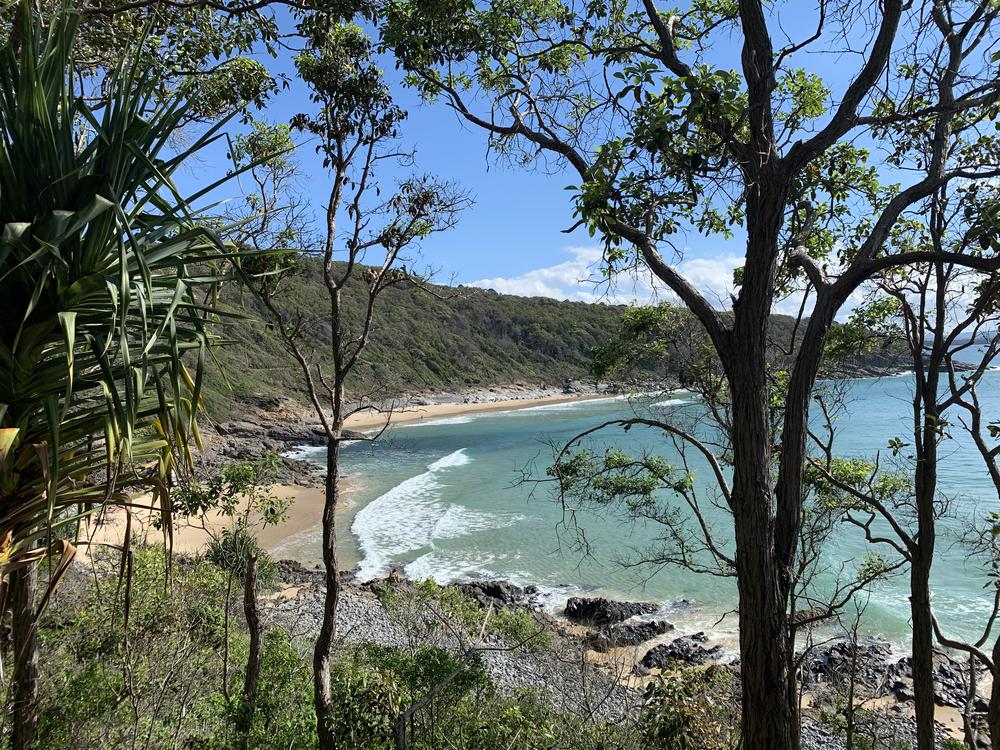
[342,390,617,431]
[78,482,345,559]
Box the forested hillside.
[203,258,903,417]
[203,259,626,415]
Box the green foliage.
[640,667,738,750]
[591,303,686,380]
[825,299,903,360]
[35,547,229,748]
[34,546,317,750]
[817,693,914,750]
[172,452,287,525]
[378,578,553,651]
[550,448,691,513]
[328,642,638,750]
[0,1,244,572]
[202,258,631,417]
[206,526,278,590]
[379,0,916,297]
[69,0,281,121]
[329,650,408,749]
[32,547,643,750]
[293,22,403,160]
[805,457,912,512]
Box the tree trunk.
[729,354,795,750]
[989,636,1000,749]
[963,654,978,749]
[728,180,796,750]
[910,557,936,750]
[911,365,940,750]
[314,439,342,750]
[10,563,39,750]
[238,554,262,750]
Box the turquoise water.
[277,371,1000,648]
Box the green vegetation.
[641,668,738,750]
[202,258,626,416]
[376,578,554,652]
[32,548,677,750]
[203,263,902,418]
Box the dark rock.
[640,636,723,668]
[275,559,324,585]
[564,596,657,626]
[457,580,526,609]
[803,643,990,713]
[587,620,674,652]
[799,640,894,691]
[934,661,989,712]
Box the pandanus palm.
[0,4,241,745]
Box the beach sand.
[79,391,610,559]
[78,483,331,558]
[342,391,611,430]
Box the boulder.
[586,619,674,652]
[564,596,657,626]
[640,635,723,668]
[456,580,525,609]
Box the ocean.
[276,370,1000,650]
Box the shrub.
[206,525,278,589]
[377,578,552,651]
[640,667,738,750]
[329,651,409,749]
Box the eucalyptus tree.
[4,0,285,124]
[811,207,1000,750]
[381,2,1000,747]
[0,4,253,746]
[249,18,469,748]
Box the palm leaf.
[0,0,241,573]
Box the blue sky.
[176,6,886,314]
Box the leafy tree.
[245,16,470,748]
[0,2,256,744]
[809,179,1000,746]
[381,3,1000,747]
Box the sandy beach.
[79,391,612,559]
[342,391,612,431]
[78,483,331,558]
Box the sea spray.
[351,449,523,581]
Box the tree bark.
[910,554,936,750]
[910,349,941,750]
[989,636,1000,749]
[726,169,797,750]
[238,554,262,750]
[314,439,342,750]
[10,563,39,750]
[730,386,794,750]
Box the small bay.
[282,372,1000,649]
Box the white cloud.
[467,246,867,319]
[467,246,744,309]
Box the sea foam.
[352,449,522,581]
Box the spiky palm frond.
[0,2,241,573]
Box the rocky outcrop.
[639,633,723,669]
[586,619,674,652]
[456,580,536,610]
[799,639,896,691]
[564,596,658,626]
[800,639,991,715]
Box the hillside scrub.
[27,547,730,750]
[203,259,904,419]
